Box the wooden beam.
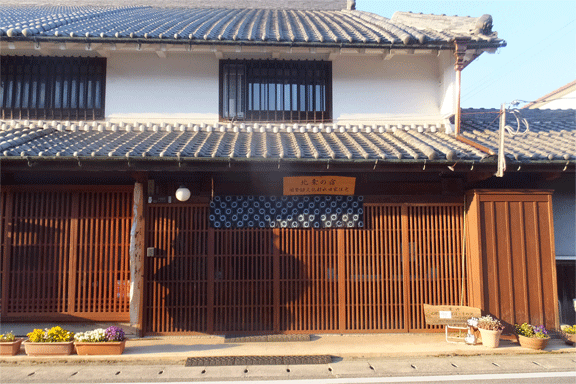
[466,172,493,184]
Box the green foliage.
[514,323,548,338]
[0,332,16,342]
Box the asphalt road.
[2,353,575,383]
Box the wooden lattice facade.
[144,202,467,335]
[1,186,132,321]
[1,185,559,334]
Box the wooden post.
[207,228,215,334]
[1,190,14,319]
[67,193,79,314]
[272,228,281,333]
[129,182,145,335]
[337,229,346,332]
[401,205,411,331]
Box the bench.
[423,304,481,343]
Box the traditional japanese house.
[1,0,574,336]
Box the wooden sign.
[283,176,356,196]
[423,304,481,326]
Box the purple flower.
[104,326,125,341]
[533,325,548,336]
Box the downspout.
[455,65,462,135]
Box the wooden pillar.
[129,182,145,335]
[1,190,14,319]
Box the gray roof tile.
[1,109,573,164]
[460,108,576,161]
[0,5,504,48]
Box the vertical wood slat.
[207,227,215,335]
[401,205,411,331]
[67,193,79,314]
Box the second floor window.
[1,55,106,120]
[220,59,332,123]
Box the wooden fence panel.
[213,228,275,334]
[407,205,466,331]
[1,187,132,321]
[278,228,339,332]
[346,204,405,331]
[73,191,132,317]
[7,190,73,315]
[144,204,210,334]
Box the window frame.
[219,59,332,123]
[0,55,106,120]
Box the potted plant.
[514,323,550,350]
[24,326,75,356]
[0,332,24,356]
[74,326,126,355]
[476,315,504,348]
[560,324,576,346]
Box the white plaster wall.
[538,89,576,109]
[103,52,455,123]
[106,52,220,122]
[554,191,576,260]
[438,51,457,116]
[332,54,448,123]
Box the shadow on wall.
[150,217,310,335]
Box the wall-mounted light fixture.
[175,185,191,202]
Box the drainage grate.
[185,355,332,366]
[224,334,311,343]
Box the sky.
[358,0,576,109]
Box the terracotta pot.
[517,335,549,350]
[74,340,126,355]
[560,332,576,346]
[0,339,24,356]
[479,328,502,348]
[23,341,74,356]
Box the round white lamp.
[175,186,191,202]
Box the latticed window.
[220,60,332,122]
[0,56,106,120]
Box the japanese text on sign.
[283,176,356,196]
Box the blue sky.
[358,0,576,108]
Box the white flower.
[74,328,107,342]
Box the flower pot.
[517,335,550,350]
[0,338,24,356]
[560,332,576,346]
[74,340,126,355]
[479,328,502,348]
[23,341,74,356]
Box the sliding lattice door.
[144,202,466,335]
[1,187,132,321]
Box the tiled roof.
[0,0,350,10]
[1,110,572,166]
[0,121,485,162]
[0,5,503,48]
[460,108,575,162]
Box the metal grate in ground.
[185,355,332,366]
[224,334,311,343]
